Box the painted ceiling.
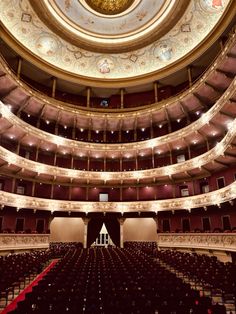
[0,0,232,84]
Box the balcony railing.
[0,233,50,251]
[157,232,236,252]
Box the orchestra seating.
[3,246,229,314]
[0,244,80,308]
[154,250,236,294]
[154,249,236,313]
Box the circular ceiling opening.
[85,0,135,15]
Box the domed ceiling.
[0,0,234,87]
[84,0,136,15]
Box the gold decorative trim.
[0,234,50,251]
[157,233,236,252]
[0,101,235,183]
[0,73,235,156]
[84,0,135,16]
[0,180,235,212]
[0,28,235,118]
[0,0,234,87]
[32,0,185,53]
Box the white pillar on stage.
[82,218,90,248]
[118,218,126,248]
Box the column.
[154,81,159,103]
[31,181,35,197]
[87,87,91,108]
[120,88,124,109]
[118,218,126,248]
[187,66,192,88]
[153,217,159,234]
[17,57,22,78]
[83,218,90,248]
[51,77,57,98]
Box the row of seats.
[154,250,236,295]
[7,247,227,314]
[0,245,73,307]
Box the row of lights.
[28,109,203,132]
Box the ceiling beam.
[219,110,235,119]
[0,124,14,134]
[179,101,190,123]
[214,159,229,167]
[193,92,210,110]
[216,68,235,78]
[227,52,236,59]
[204,81,225,93]
[209,120,226,134]
[14,167,23,175]
[224,151,236,158]
[201,165,212,175]
[0,86,18,99]
[16,96,31,116]
[0,161,9,169]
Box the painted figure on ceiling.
[212,0,223,7]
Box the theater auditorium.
[0,0,236,313]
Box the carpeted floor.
[1,260,58,314]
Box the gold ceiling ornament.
[85,0,135,15]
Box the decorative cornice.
[0,73,235,156]
[32,0,185,53]
[0,233,50,251]
[0,111,235,183]
[0,0,234,87]
[0,27,235,116]
[0,180,236,213]
[157,233,236,252]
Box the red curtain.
[104,218,120,247]
[87,218,103,247]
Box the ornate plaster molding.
[0,72,235,157]
[0,119,233,182]
[0,0,234,86]
[0,27,235,116]
[157,233,236,252]
[0,233,50,251]
[0,180,236,213]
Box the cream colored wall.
[123,218,157,242]
[50,217,84,243]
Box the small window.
[177,154,185,163]
[202,217,211,231]
[25,151,30,159]
[180,186,189,197]
[222,216,231,231]
[217,177,225,189]
[200,181,209,193]
[36,219,45,233]
[182,218,190,232]
[163,219,170,232]
[17,185,25,195]
[99,193,108,202]
[202,184,209,193]
[15,218,24,232]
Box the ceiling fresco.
[0,0,232,83]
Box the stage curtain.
[105,218,120,247]
[87,218,103,247]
